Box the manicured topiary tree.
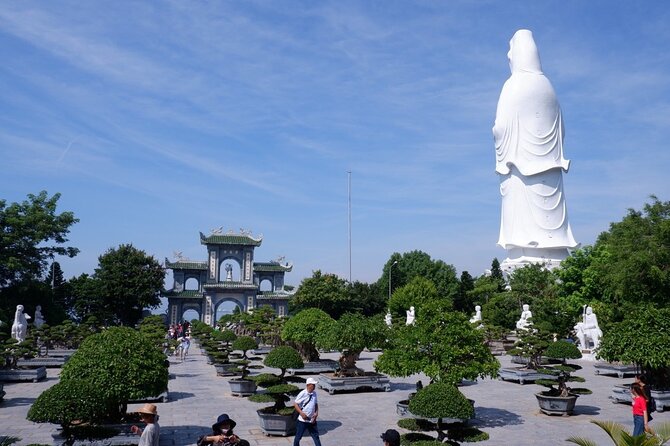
[249,346,304,415]
[27,379,119,442]
[599,306,670,390]
[406,383,477,444]
[1,338,37,369]
[59,326,168,420]
[212,329,237,349]
[231,336,258,379]
[317,313,385,376]
[507,328,553,370]
[535,340,590,398]
[281,308,333,362]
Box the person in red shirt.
[631,383,649,437]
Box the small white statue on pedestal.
[225,264,233,281]
[384,311,392,327]
[575,306,602,351]
[34,305,45,328]
[470,305,482,324]
[516,304,532,330]
[11,304,29,342]
[406,306,415,326]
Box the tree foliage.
[94,244,164,326]
[281,308,333,361]
[0,191,79,288]
[59,327,168,419]
[387,276,440,323]
[375,296,499,385]
[289,270,349,318]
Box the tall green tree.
[0,191,79,287]
[94,244,164,326]
[489,258,506,292]
[289,270,349,318]
[454,270,476,312]
[377,251,459,305]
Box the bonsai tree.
[406,382,477,444]
[138,315,168,350]
[316,313,385,377]
[535,340,590,398]
[1,338,37,369]
[212,329,237,350]
[507,328,553,370]
[567,419,670,445]
[375,298,499,386]
[59,326,168,420]
[231,336,258,379]
[27,379,119,443]
[598,306,670,390]
[249,346,303,415]
[281,308,334,362]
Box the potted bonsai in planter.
[499,328,556,384]
[401,382,488,445]
[27,378,125,445]
[249,346,304,436]
[281,308,337,374]
[228,336,259,396]
[599,306,670,411]
[316,313,390,394]
[0,337,46,383]
[534,340,591,415]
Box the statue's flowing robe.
[493,30,578,253]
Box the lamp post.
[388,260,398,301]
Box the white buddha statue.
[516,304,532,330]
[493,29,579,272]
[384,311,392,327]
[574,306,602,351]
[406,306,416,326]
[470,305,482,324]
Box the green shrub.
[400,433,440,445]
[409,383,474,421]
[264,345,303,378]
[59,326,168,419]
[27,379,119,437]
[397,418,436,432]
[281,308,333,361]
[232,336,258,359]
[545,340,581,361]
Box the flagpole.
[348,171,352,283]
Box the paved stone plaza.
[1,344,666,445]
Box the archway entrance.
[182,309,200,323]
[215,301,243,323]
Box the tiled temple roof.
[164,258,207,270]
[253,262,293,272]
[200,232,262,246]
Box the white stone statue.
[516,304,533,330]
[385,311,392,327]
[225,264,233,281]
[470,305,482,324]
[574,306,602,351]
[493,29,579,272]
[34,305,45,328]
[406,306,415,326]
[11,304,28,342]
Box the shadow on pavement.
[573,405,601,416]
[472,406,523,427]
[317,419,343,434]
[168,391,195,401]
[0,397,37,408]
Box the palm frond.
[565,436,599,446]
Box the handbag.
[292,392,313,420]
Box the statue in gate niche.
[225,264,233,281]
[493,29,579,272]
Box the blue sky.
[1,1,669,289]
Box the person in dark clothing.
[197,414,249,446]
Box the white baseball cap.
[306,378,318,385]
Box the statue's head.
[16,304,23,312]
[410,306,415,311]
[586,306,593,314]
[522,304,530,311]
[475,305,481,311]
[508,29,542,75]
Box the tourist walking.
[179,336,190,361]
[631,383,650,437]
[636,374,655,424]
[131,403,160,446]
[380,429,400,446]
[293,377,321,446]
[197,413,249,446]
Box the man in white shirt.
[293,377,321,446]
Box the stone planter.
[52,424,139,446]
[256,408,296,436]
[214,363,238,377]
[612,384,670,413]
[535,392,579,416]
[47,348,77,357]
[252,347,273,355]
[651,389,670,412]
[17,356,68,368]
[498,367,554,385]
[128,390,169,403]
[0,366,47,382]
[229,379,257,396]
[318,372,391,394]
[594,363,637,378]
[510,356,556,366]
[288,360,338,375]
